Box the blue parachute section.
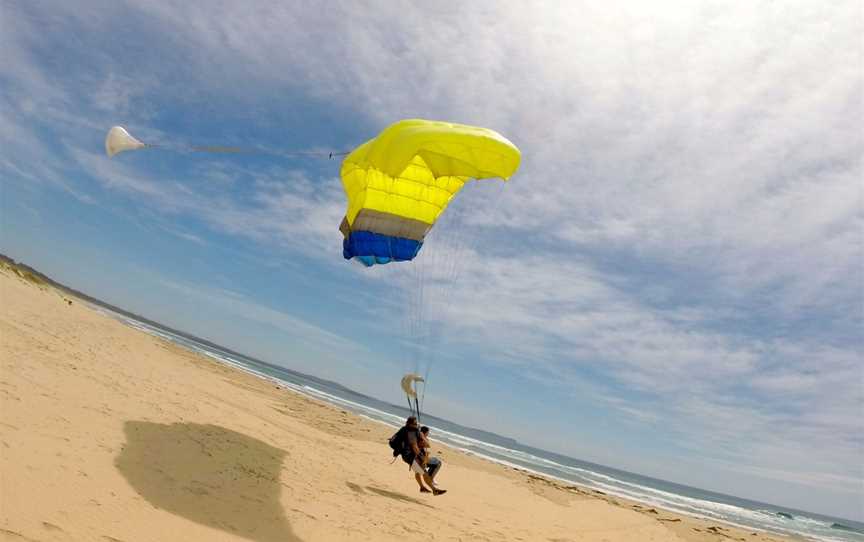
[343,231,423,267]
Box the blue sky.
[1,1,861,520]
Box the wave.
[832,523,864,534]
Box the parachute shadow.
[345,481,434,508]
[116,421,302,542]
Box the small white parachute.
[105,126,146,157]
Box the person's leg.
[411,460,431,492]
[423,457,446,495]
[422,469,445,495]
[426,457,442,480]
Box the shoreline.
[0,266,808,541]
[104,304,812,541]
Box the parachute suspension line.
[414,191,448,417]
[407,391,420,421]
[404,245,428,384]
[417,180,508,417]
[146,143,349,159]
[399,264,416,409]
[335,119,520,425]
[392,251,422,412]
[416,261,427,419]
[401,264,415,378]
[416,244,428,370]
[416,186,462,416]
[420,358,431,420]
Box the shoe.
[433,488,447,496]
[420,487,431,493]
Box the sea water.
[101,308,864,542]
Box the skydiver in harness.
[397,416,446,495]
[391,375,446,495]
[419,426,443,485]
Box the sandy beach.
[0,266,801,542]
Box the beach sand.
[0,267,800,542]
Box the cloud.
[402,246,862,497]
[62,144,346,257]
[2,0,861,517]
[85,0,861,323]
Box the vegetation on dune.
[0,254,73,304]
[1,255,50,287]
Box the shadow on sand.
[116,421,301,542]
[345,481,433,508]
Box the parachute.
[105,126,146,157]
[338,119,521,267]
[339,120,522,419]
[104,120,522,421]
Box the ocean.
[100,306,863,542]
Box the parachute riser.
[405,392,422,422]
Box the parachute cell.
[339,119,521,266]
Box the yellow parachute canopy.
[339,119,521,266]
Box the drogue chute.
[105,126,146,157]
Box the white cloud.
[2,0,861,517]
[112,0,861,319]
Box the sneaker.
[420,487,431,493]
[432,488,447,496]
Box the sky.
[1,0,862,521]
